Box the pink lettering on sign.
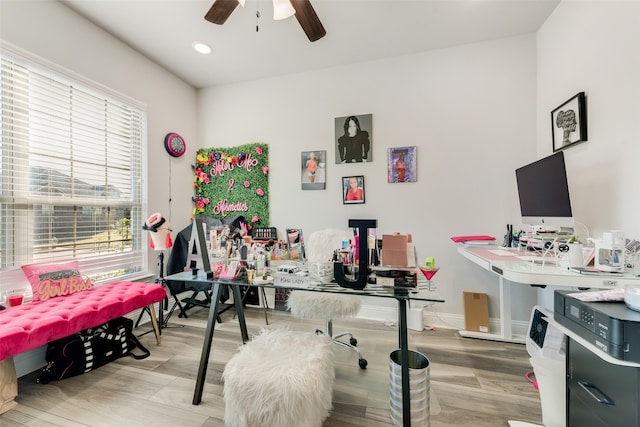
[212,199,249,217]
[37,276,95,301]
[238,154,259,172]
[209,159,234,178]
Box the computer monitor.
[515,151,574,229]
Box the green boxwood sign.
[192,143,269,230]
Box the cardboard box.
[463,292,490,333]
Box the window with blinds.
[0,49,147,293]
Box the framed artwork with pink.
[387,146,416,183]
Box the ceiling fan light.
[272,0,295,20]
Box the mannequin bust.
[143,213,173,250]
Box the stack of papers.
[567,288,625,302]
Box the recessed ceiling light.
[193,42,212,55]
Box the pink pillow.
[21,261,94,302]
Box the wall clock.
[164,132,186,157]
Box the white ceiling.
[59,0,559,89]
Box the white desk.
[457,245,640,343]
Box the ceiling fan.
[204,0,326,42]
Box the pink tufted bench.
[0,280,166,413]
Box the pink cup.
[7,294,24,307]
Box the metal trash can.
[389,349,430,426]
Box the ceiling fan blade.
[290,0,326,42]
[205,0,240,25]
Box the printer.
[554,290,640,363]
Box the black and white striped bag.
[38,317,150,384]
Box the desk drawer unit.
[568,338,640,427]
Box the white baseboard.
[358,302,530,339]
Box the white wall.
[537,1,640,239]
[197,0,640,326]
[197,35,540,323]
[0,0,198,273]
[535,0,640,308]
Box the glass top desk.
[164,270,444,426]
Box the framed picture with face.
[342,175,365,204]
[335,114,373,164]
[387,146,417,183]
[301,150,326,190]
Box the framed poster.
[342,175,365,204]
[552,92,587,152]
[335,114,372,164]
[301,150,326,190]
[387,146,417,183]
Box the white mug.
[308,261,334,283]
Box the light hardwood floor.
[2,305,543,426]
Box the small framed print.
[301,150,326,190]
[387,146,416,183]
[552,92,587,152]
[342,175,365,204]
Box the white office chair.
[286,228,368,369]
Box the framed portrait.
[334,114,373,164]
[387,146,417,183]
[551,92,587,152]
[301,150,326,190]
[342,175,365,204]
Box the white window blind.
[0,49,147,294]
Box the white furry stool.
[287,291,367,369]
[222,328,334,427]
[287,292,361,321]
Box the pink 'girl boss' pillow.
[21,261,94,302]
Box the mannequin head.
[143,213,173,250]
